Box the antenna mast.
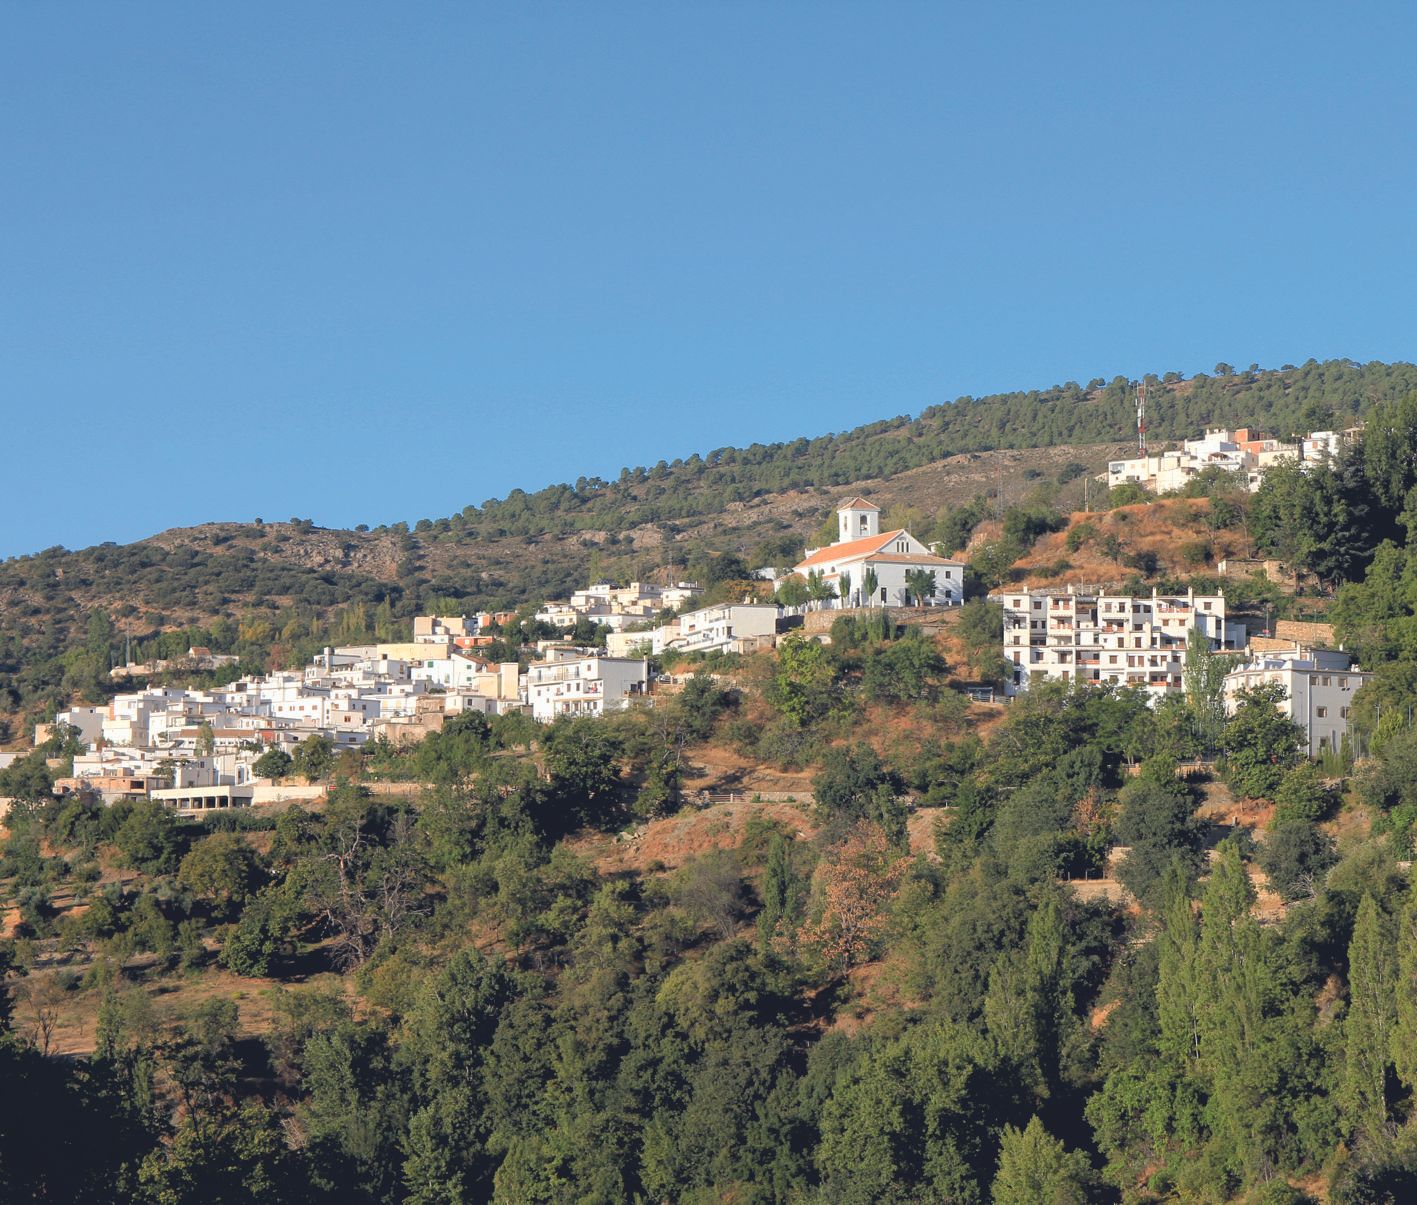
[1136,379,1148,457]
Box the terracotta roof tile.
[794,530,903,570]
[836,496,879,511]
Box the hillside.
[1,356,1411,731]
[0,439,1128,733]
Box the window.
[1341,706,1350,718]
[1316,706,1327,718]
[880,588,887,602]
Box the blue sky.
[3,3,1415,558]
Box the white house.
[1223,649,1371,759]
[525,653,650,722]
[792,499,964,608]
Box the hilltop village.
[0,440,1375,817]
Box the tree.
[220,881,303,977]
[1250,459,1369,588]
[1257,822,1335,902]
[812,744,904,845]
[991,1116,1094,1205]
[1393,888,1417,1096]
[1363,391,1417,512]
[768,635,838,728]
[543,717,621,830]
[194,721,216,758]
[983,893,1073,1103]
[815,1019,997,1202]
[252,748,293,781]
[1223,683,1304,798]
[861,633,947,704]
[904,568,937,607]
[862,567,879,606]
[668,850,751,940]
[969,539,1023,589]
[1155,860,1203,1073]
[757,832,806,951]
[800,823,905,973]
[1182,627,1227,755]
[1114,764,1200,909]
[178,834,263,920]
[290,734,335,782]
[677,672,728,743]
[115,800,186,876]
[774,574,809,608]
[0,753,55,806]
[806,570,837,607]
[1342,893,1395,1142]
[1271,761,1329,826]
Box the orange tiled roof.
[837,496,879,511]
[795,529,904,570]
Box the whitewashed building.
[525,652,649,722]
[607,603,781,658]
[996,585,1247,701]
[1105,425,1358,496]
[792,499,964,608]
[1223,649,1371,758]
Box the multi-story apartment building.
[996,585,1247,701]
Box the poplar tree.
[1342,893,1395,1141]
[1155,860,1202,1072]
[984,893,1071,1102]
[1195,841,1270,1177]
[1393,887,1417,1094]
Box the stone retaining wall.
[798,605,957,635]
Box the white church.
[791,498,964,608]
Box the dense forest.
[8,377,1417,1199]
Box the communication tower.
[1136,379,1148,457]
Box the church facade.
[791,498,964,608]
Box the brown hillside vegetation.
[1010,497,1257,587]
[0,441,1133,643]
